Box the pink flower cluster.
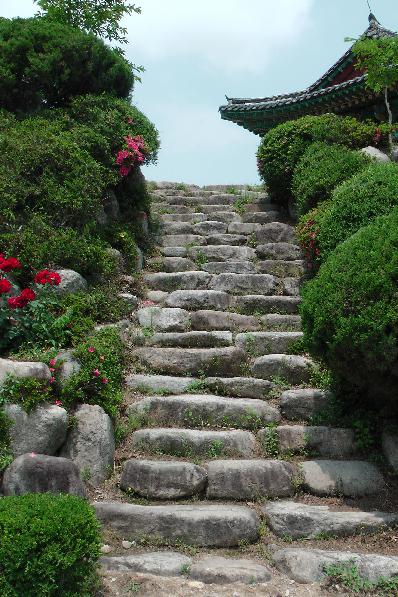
[116,135,147,177]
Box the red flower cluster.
[0,254,21,272]
[0,278,11,295]
[373,127,382,146]
[34,269,61,286]
[8,288,36,309]
[116,135,147,177]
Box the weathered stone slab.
[100,552,192,576]
[161,234,206,247]
[283,277,300,296]
[203,211,241,224]
[146,290,169,304]
[126,374,196,394]
[60,404,115,485]
[129,394,280,428]
[190,310,261,332]
[264,501,398,539]
[0,358,50,384]
[193,221,228,235]
[252,354,313,384]
[137,307,190,332]
[273,547,398,584]
[190,556,272,584]
[94,502,260,547]
[206,460,295,499]
[255,222,297,244]
[256,243,301,261]
[281,389,333,421]
[133,346,246,376]
[150,257,197,272]
[162,222,194,235]
[261,314,302,332]
[131,428,256,458]
[235,331,303,355]
[4,404,68,457]
[206,234,247,246]
[301,460,384,497]
[160,213,206,223]
[209,273,279,295]
[144,271,212,292]
[242,211,281,224]
[120,460,207,498]
[3,454,86,497]
[165,290,231,310]
[258,260,305,277]
[188,245,255,262]
[205,377,274,399]
[146,331,233,348]
[160,247,187,257]
[202,261,256,274]
[262,425,357,458]
[234,295,300,315]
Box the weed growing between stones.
[194,250,208,268]
[234,194,253,215]
[323,561,398,595]
[260,423,279,457]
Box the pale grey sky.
[1,1,397,184]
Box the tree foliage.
[34,0,141,44]
[353,36,398,93]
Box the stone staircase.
[96,183,398,594]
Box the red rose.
[7,288,35,309]
[0,278,12,294]
[0,256,22,272]
[34,270,61,286]
[20,288,36,302]
[7,296,22,309]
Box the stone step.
[227,222,262,235]
[261,314,302,332]
[161,234,206,247]
[234,295,301,315]
[126,374,274,400]
[252,354,314,384]
[272,547,398,584]
[160,246,188,257]
[193,221,229,235]
[190,310,261,332]
[258,260,305,277]
[259,425,356,458]
[159,212,207,223]
[128,394,280,429]
[201,261,257,274]
[301,460,385,497]
[280,389,333,421]
[131,428,256,458]
[188,245,255,262]
[189,556,272,585]
[138,331,233,348]
[100,551,191,577]
[263,501,398,540]
[200,211,242,224]
[256,243,302,261]
[94,502,260,547]
[235,331,303,355]
[133,346,247,376]
[206,459,295,499]
[166,195,240,206]
[120,460,207,499]
[255,222,297,244]
[165,290,231,310]
[147,257,197,273]
[283,277,300,296]
[161,222,195,235]
[137,307,190,332]
[144,271,212,292]
[152,203,193,214]
[242,211,282,224]
[205,234,247,246]
[209,273,279,295]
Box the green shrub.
[0,409,12,472]
[257,114,382,207]
[292,142,370,215]
[296,201,331,272]
[0,377,52,413]
[318,161,398,260]
[0,494,100,597]
[0,117,110,226]
[301,207,398,411]
[61,328,124,417]
[0,17,133,114]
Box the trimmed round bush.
[0,493,101,596]
[257,114,382,207]
[292,142,370,215]
[318,161,398,260]
[0,17,133,113]
[296,201,332,272]
[301,207,398,410]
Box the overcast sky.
[2,1,397,184]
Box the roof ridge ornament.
[368,12,380,24]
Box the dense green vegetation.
[0,494,101,596]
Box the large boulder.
[53,269,88,295]
[4,404,68,457]
[2,454,86,497]
[0,358,50,385]
[55,350,81,383]
[60,404,115,485]
[360,146,390,162]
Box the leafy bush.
[0,409,12,472]
[257,114,382,208]
[296,201,331,272]
[61,328,124,417]
[0,17,133,114]
[292,142,370,215]
[0,216,116,281]
[0,377,53,413]
[301,207,398,411]
[318,161,398,260]
[0,493,100,597]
